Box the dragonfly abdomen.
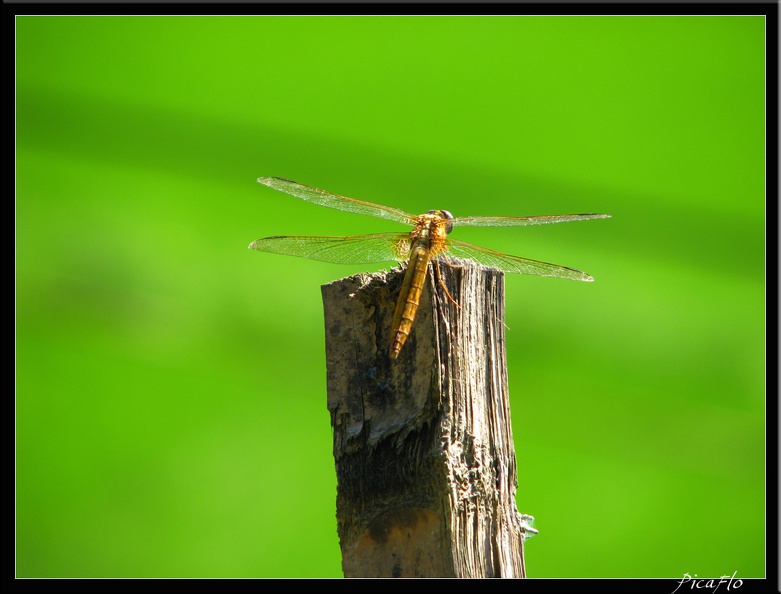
[390,244,433,360]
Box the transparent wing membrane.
[249,233,411,265]
[451,213,612,227]
[443,239,594,281]
[258,177,417,225]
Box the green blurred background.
[16,16,765,578]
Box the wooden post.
[321,261,533,578]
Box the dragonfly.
[250,177,610,360]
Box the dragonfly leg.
[433,258,461,310]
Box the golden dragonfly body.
[250,177,610,359]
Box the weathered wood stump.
[321,261,533,578]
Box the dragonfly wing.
[442,239,595,281]
[249,233,411,265]
[451,213,611,227]
[258,177,418,225]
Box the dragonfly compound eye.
[427,210,454,234]
[441,210,454,234]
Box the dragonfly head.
[426,209,454,234]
